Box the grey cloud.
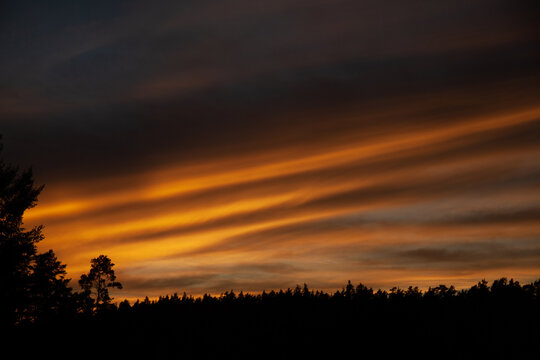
[120,261,305,294]
[361,240,540,272]
[121,273,218,291]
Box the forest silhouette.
[1,139,538,359]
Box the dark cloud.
[121,273,218,291]
[120,261,305,294]
[437,207,540,226]
[361,240,540,272]
[2,0,539,185]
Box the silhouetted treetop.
[79,255,122,310]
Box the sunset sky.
[1,0,539,299]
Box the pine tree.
[0,140,72,326]
[0,141,44,325]
[28,250,73,321]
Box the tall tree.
[0,140,72,326]
[79,255,122,310]
[0,141,44,325]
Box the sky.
[1,0,539,299]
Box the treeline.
[123,277,540,309]
[15,278,540,359]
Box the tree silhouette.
[28,250,73,321]
[79,255,122,310]
[0,140,72,325]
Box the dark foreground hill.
[8,278,540,359]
